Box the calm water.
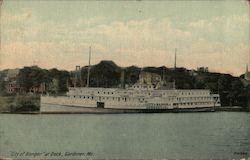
[0,112,249,160]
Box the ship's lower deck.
[40,103,215,114]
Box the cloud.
[0,41,111,70]
[1,9,249,76]
[2,9,33,25]
[181,40,249,75]
[189,20,214,32]
[189,15,249,38]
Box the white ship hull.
[40,103,215,114]
[40,87,220,113]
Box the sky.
[0,0,249,76]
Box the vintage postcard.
[0,0,249,160]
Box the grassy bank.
[0,96,15,112]
[0,95,40,113]
[215,106,249,112]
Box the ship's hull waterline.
[40,103,215,114]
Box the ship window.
[74,96,76,98]
[108,92,109,94]
[112,92,113,94]
[87,96,89,99]
[118,97,120,101]
[125,98,127,102]
[104,92,105,94]
[98,91,99,94]
[91,96,93,100]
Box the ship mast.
[0,0,2,53]
[87,46,91,88]
[174,48,177,69]
[173,48,177,89]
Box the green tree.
[0,71,7,95]
[17,66,49,92]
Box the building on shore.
[197,67,209,73]
[4,69,20,93]
[138,71,162,89]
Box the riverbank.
[0,96,14,112]
[216,106,249,112]
[0,95,40,113]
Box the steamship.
[40,47,221,113]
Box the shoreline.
[0,106,249,114]
[1,96,249,114]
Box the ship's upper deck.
[67,87,212,98]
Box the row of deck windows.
[97,91,114,95]
[180,102,212,105]
[73,95,94,99]
[72,95,145,102]
[177,97,212,101]
[180,92,208,96]
[133,85,155,89]
[149,103,170,107]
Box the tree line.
[0,61,249,108]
